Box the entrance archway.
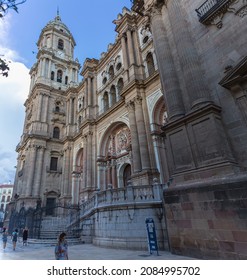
[123,164,131,187]
[98,122,131,190]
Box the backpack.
[12,231,18,242]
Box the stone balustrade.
[74,184,163,224]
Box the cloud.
[0,15,30,184]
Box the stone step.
[28,238,83,246]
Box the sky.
[0,0,132,184]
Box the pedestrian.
[2,227,8,251]
[12,228,18,251]
[54,232,68,260]
[22,227,28,246]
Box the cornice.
[196,0,247,29]
[219,56,247,90]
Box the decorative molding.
[196,0,247,28]
[219,56,247,90]
[196,0,234,28]
[228,1,247,17]
[146,89,162,120]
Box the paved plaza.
[0,240,194,260]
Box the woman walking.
[22,227,28,246]
[2,227,8,251]
[12,228,18,251]
[55,232,68,260]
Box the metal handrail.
[195,0,228,18]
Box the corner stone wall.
[81,204,169,251]
[164,180,247,259]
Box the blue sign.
[145,218,159,255]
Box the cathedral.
[8,0,247,259]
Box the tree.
[0,57,10,77]
[0,0,26,77]
[0,0,26,18]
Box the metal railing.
[195,0,229,18]
[196,0,218,17]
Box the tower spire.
[56,6,61,21]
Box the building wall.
[0,184,13,226]
[164,179,247,259]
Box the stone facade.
[0,184,13,227]
[132,0,247,258]
[8,1,247,257]
[164,177,247,259]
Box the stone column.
[111,161,118,189]
[48,59,52,78]
[42,94,49,123]
[38,58,42,76]
[85,79,88,107]
[41,58,46,77]
[167,0,211,109]
[127,29,135,66]
[86,132,93,188]
[149,4,185,120]
[97,162,103,190]
[66,100,70,124]
[69,98,73,124]
[36,94,43,122]
[82,135,87,188]
[121,34,129,70]
[62,146,72,197]
[26,145,37,196]
[126,101,142,173]
[72,173,80,205]
[107,162,112,188]
[33,146,45,197]
[87,77,92,106]
[132,29,142,66]
[134,96,151,170]
[73,98,77,125]
[93,76,97,106]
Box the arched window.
[53,127,60,139]
[55,106,60,112]
[103,92,109,111]
[7,196,11,202]
[102,77,107,85]
[117,78,124,94]
[116,62,122,71]
[143,36,149,44]
[146,52,155,76]
[50,157,58,171]
[65,76,68,85]
[57,70,63,83]
[110,85,117,105]
[58,39,64,50]
[51,71,54,81]
[109,65,114,80]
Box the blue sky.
[0,0,132,184]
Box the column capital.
[145,0,167,24]
[125,100,135,111]
[134,95,143,105]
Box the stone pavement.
[0,240,194,260]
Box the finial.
[55,6,61,21]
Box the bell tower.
[13,14,80,210]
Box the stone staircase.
[30,216,82,245]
